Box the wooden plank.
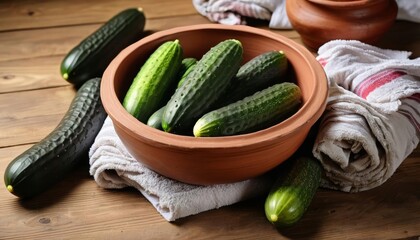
[0,144,418,239]
[0,15,211,93]
[0,14,216,63]
[0,14,304,93]
[0,0,197,31]
[0,24,97,62]
[1,19,416,65]
[0,86,76,147]
[0,56,69,94]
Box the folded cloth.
[89,117,273,221]
[396,0,420,23]
[192,0,292,29]
[313,40,420,192]
[192,0,420,29]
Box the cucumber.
[4,78,107,198]
[265,156,322,228]
[193,82,301,137]
[162,39,243,133]
[218,50,288,107]
[147,106,165,130]
[177,57,197,88]
[123,40,183,123]
[146,58,196,130]
[60,8,146,87]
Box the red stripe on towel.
[355,70,406,99]
[317,57,327,67]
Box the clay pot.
[286,0,398,50]
[101,24,328,185]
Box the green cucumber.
[4,78,107,198]
[193,82,301,137]
[162,39,243,133]
[146,58,196,130]
[147,106,165,130]
[177,57,197,88]
[60,8,146,87]
[265,156,322,228]
[224,50,288,105]
[123,40,183,123]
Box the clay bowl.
[101,24,328,185]
[286,0,398,50]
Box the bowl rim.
[101,24,328,150]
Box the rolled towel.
[89,117,273,221]
[192,0,420,29]
[313,40,419,192]
[192,0,292,29]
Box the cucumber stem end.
[63,73,68,80]
[162,122,171,133]
[6,185,13,193]
[269,214,278,223]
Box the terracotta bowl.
[101,24,328,185]
[286,0,398,50]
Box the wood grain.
[0,86,76,147]
[0,0,197,31]
[0,14,302,93]
[1,145,418,239]
[0,56,68,94]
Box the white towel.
[89,117,273,221]
[313,40,420,192]
[192,0,420,29]
[396,0,420,23]
[192,0,292,29]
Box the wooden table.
[1,1,419,239]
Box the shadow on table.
[16,159,92,210]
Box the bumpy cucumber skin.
[222,50,288,106]
[265,156,322,228]
[123,40,183,123]
[60,8,146,87]
[4,78,107,198]
[146,58,196,130]
[177,58,197,88]
[193,82,301,137]
[162,39,243,133]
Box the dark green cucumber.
[146,58,196,130]
[177,57,197,88]
[193,82,301,137]
[147,106,165,130]
[60,8,146,87]
[4,78,107,198]
[265,156,322,227]
[162,39,243,133]
[223,50,288,105]
[123,40,183,123]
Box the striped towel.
[313,40,420,192]
[192,0,292,29]
[192,0,420,29]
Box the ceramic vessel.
[286,0,398,50]
[100,24,328,185]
